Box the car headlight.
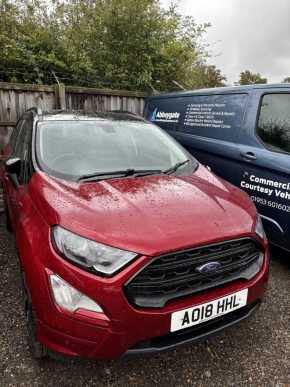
[49,274,103,313]
[52,226,138,276]
[255,215,267,241]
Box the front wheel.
[4,205,12,232]
[22,274,47,359]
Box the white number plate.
[170,289,248,332]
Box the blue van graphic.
[145,84,290,252]
[150,108,158,122]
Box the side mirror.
[5,157,21,187]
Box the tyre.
[22,273,47,359]
[5,205,12,232]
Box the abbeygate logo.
[150,108,180,122]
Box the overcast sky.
[161,0,290,85]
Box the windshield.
[36,119,196,181]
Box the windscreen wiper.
[163,159,190,175]
[78,168,163,182]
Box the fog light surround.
[49,274,104,314]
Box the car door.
[231,90,290,251]
[3,114,33,231]
[2,119,24,228]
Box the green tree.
[0,0,226,91]
[189,64,226,88]
[0,0,70,84]
[283,77,290,83]
[238,70,267,85]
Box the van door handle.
[240,151,257,161]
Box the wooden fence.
[0,82,147,211]
[0,82,147,151]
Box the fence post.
[54,83,66,110]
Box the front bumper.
[124,301,260,357]
[34,247,269,360]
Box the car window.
[9,119,24,152]
[14,121,27,158]
[36,119,196,181]
[14,115,33,184]
[257,93,290,154]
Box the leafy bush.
[0,0,226,91]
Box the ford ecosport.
[0,109,269,359]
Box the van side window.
[178,94,248,142]
[257,94,290,154]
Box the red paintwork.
[29,166,257,255]
[1,154,269,359]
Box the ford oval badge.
[196,261,222,274]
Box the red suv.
[0,109,269,360]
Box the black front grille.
[124,238,263,308]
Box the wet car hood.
[31,165,257,256]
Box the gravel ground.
[0,214,289,387]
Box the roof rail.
[107,110,144,118]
